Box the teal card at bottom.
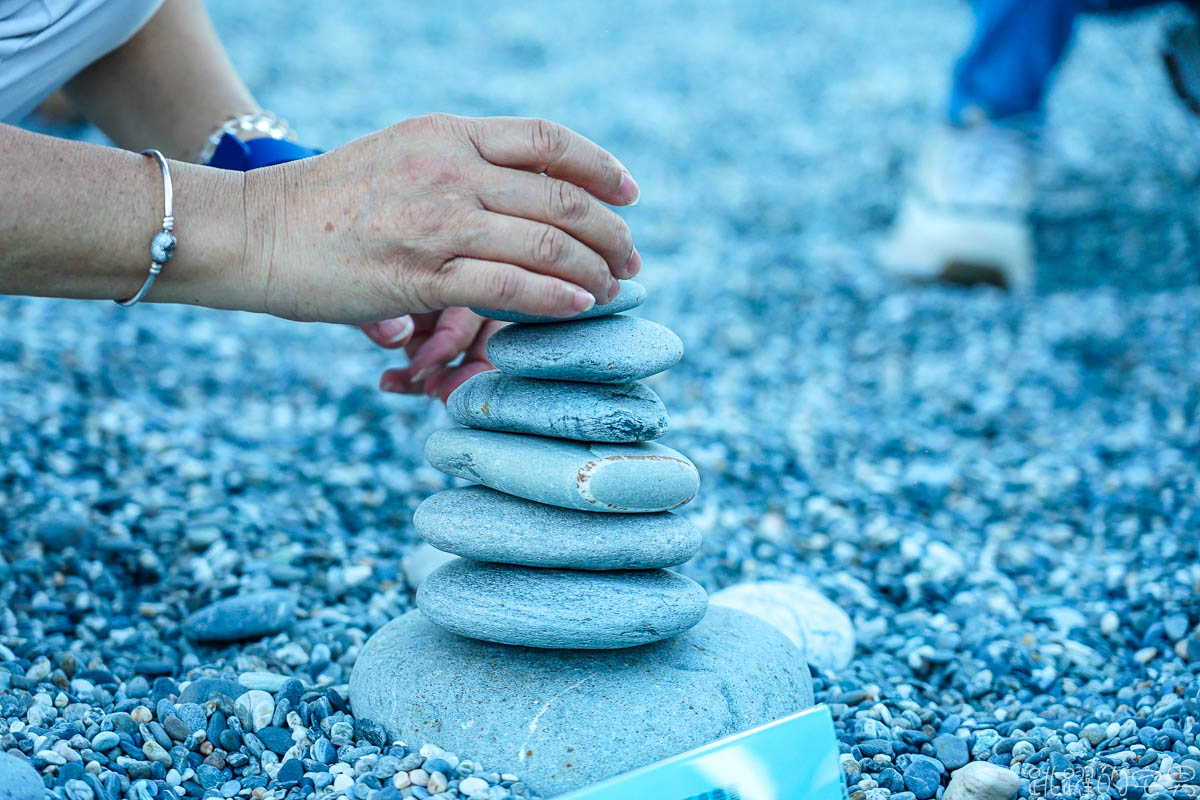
[556,704,843,800]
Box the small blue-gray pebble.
[903,757,944,800]
[425,428,699,513]
[471,280,645,324]
[933,733,969,770]
[414,486,701,569]
[447,371,669,442]
[416,559,708,648]
[486,314,683,383]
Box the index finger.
[465,117,640,207]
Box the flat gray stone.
[447,371,668,442]
[348,606,814,798]
[182,591,297,644]
[0,753,42,800]
[471,279,645,324]
[425,428,699,512]
[486,314,683,383]
[416,559,707,648]
[413,486,701,569]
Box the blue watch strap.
[207,132,322,170]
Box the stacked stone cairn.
[412,280,710,649]
[349,280,813,796]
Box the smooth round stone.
[425,428,699,513]
[402,542,458,589]
[0,752,43,800]
[182,591,297,644]
[943,761,1020,800]
[416,559,707,648]
[485,314,683,383]
[446,371,668,442]
[414,486,701,569]
[349,606,814,798]
[710,579,856,671]
[471,279,645,324]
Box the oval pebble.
[471,280,645,324]
[447,371,669,442]
[943,761,1020,800]
[414,486,701,569]
[182,591,297,644]
[425,428,699,513]
[416,559,708,648]
[485,314,683,383]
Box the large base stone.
[349,606,813,797]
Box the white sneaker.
[876,122,1036,292]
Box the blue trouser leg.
[948,0,1192,124]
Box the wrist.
[148,161,264,313]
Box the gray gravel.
[5,1,1200,799]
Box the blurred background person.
[876,0,1200,291]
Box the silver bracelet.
[194,111,297,165]
[116,149,175,307]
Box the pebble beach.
[3,1,1200,799]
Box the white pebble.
[37,749,66,766]
[458,777,489,797]
[409,768,430,787]
[403,544,458,590]
[238,672,291,693]
[331,774,354,792]
[392,772,411,789]
[427,771,448,793]
[944,761,1020,800]
[235,689,275,732]
[709,579,855,671]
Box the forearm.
[64,0,260,161]
[0,124,263,310]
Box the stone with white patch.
[424,428,699,513]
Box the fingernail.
[618,171,640,206]
[379,374,404,393]
[623,248,642,278]
[377,316,414,345]
[605,279,621,303]
[572,289,596,313]
[410,365,431,383]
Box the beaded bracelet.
[116,150,175,307]
[195,111,297,166]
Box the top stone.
[486,314,684,383]
[471,279,645,324]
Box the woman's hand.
[244,113,641,324]
[361,308,503,402]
